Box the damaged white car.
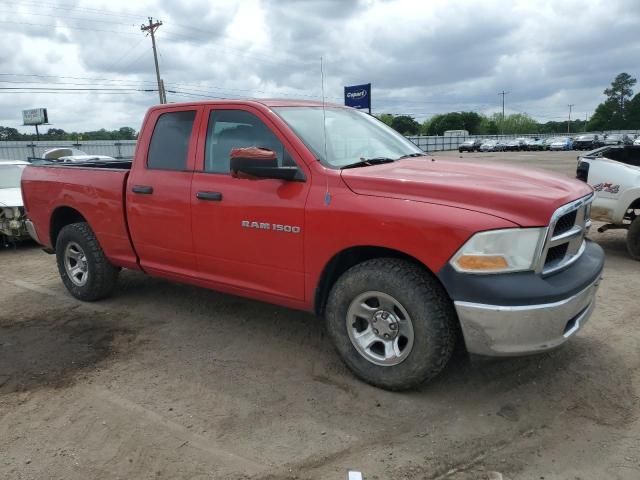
[42,147,115,163]
[0,159,30,245]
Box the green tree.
[626,93,640,129]
[390,115,420,135]
[604,72,636,115]
[0,126,21,140]
[376,113,394,127]
[587,100,617,131]
[424,112,482,135]
[501,113,539,134]
[478,114,500,135]
[45,128,67,140]
[116,127,137,140]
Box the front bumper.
[439,241,604,356]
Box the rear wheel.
[55,222,119,301]
[627,216,640,260]
[325,258,457,390]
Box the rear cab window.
[147,111,196,171]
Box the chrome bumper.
[454,277,601,356]
[25,219,41,244]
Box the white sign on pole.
[22,108,49,125]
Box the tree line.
[378,73,639,136]
[0,126,137,141]
[1,73,637,140]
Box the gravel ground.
[0,150,638,480]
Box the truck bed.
[27,159,133,169]
[21,163,139,270]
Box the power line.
[0,20,140,36]
[4,0,146,20]
[0,87,155,92]
[104,36,147,72]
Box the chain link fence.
[0,140,136,161]
[2,130,639,161]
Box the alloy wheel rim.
[64,242,89,287]
[346,291,415,366]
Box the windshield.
[0,164,25,188]
[273,107,423,168]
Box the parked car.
[603,134,633,146]
[573,134,602,150]
[458,139,482,152]
[22,99,603,391]
[634,136,640,146]
[479,139,503,152]
[503,139,520,151]
[549,137,573,151]
[577,145,640,259]
[0,159,30,245]
[525,138,545,151]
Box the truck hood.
[0,187,23,208]
[340,157,593,226]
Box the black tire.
[55,222,119,301]
[627,216,640,260]
[325,258,457,391]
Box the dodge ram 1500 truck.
[22,100,604,390]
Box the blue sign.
[344,83,371,112]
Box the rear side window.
[147,111,196,170]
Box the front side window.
[273,107,422,168]
[204,109,293,173]
[147,111,196,171]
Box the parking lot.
[0,150,638,480]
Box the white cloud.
[1,0,639,133]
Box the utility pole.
[498,91,509,134]
[567,104,575,134]
[160,78,167,104]
[141,17,164,104]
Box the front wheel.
[627,216,640,260]
[55,222,119,301]
[325,258,457,390]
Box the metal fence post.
[115,142,122,159]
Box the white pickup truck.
[577,145,640,258]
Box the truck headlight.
[450,228,545,274]
[2,207,14,219]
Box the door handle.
[196,191,223,201]
[132,185,153,194]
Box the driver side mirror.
[229,147,303,181]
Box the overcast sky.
[2,0,639,133]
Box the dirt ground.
[1,150,638,480]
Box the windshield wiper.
[397,152,426,159]
[341,157,396,169]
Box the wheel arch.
[314,245,448,317]
[50,206,88,248]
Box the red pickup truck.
[22,100,604,390]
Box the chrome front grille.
[536,194,593,275]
